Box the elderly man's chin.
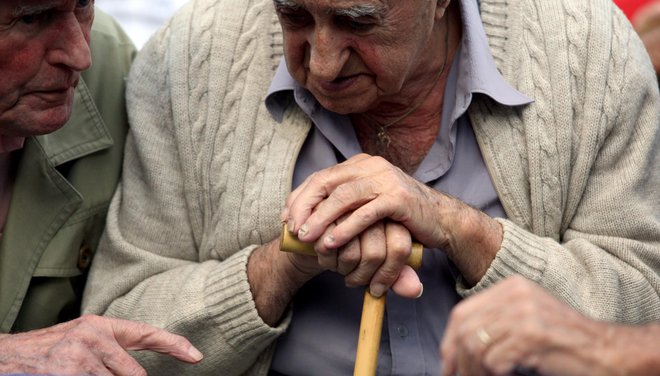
[313,94,374,115]
[1,91,76,137]
[30,103,75,135]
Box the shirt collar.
[265,0,532,121]
[455,0,531,109]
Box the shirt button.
[77,244,94,271]
[396,324,409,338]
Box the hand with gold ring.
[440,276,660,376]
[475,328,492,348]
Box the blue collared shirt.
[266,1,531,374]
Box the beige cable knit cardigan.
[83,0,660,374]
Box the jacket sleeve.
[81,7,286,376]
[465,1,660,323]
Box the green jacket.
[0,10,136,333]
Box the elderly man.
[0,0,201,374]
[83,0,660,375]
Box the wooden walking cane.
[280,224,423,376]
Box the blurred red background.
[614,0,657,20]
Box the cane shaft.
[353,291,386,376]
[280,224,423,376]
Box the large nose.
[307,25,349,81]
[46,13,92,72]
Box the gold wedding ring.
[476,328,492,347]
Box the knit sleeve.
[466,0,660,324]
[81,2,286,375]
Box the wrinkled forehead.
[272,0,433,18]
[273,0,390,14]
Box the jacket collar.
[34,79,113,167]
[0,78,112,331]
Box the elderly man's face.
[0,0,94,136]
[274,0,444,114]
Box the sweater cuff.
[457,218,548,296]
[204,246,290,352]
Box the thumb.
[390,265,423,298]
[111,318,204,363]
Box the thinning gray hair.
[272,0,386,20]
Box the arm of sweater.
[82,9,288,375]
[466,0,660,323]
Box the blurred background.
[615,0,656,19]
[95,0,659,76]
[96,0,189,49]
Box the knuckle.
[356,208,380,227]
[332,184,355,205]
[338,250,359,267]
[360,248,384,265]
[78,313,102,324]
[518,320,543,343]
[370,155,388,168]
[308,171,329,189]
[345,266,373,286]
[134,322,157,340]
[517,300,540,318]
[318,255,337,271]
[375,267,400,284]
[345,273,367,287]
[73,314,96,329]
[388,243,410,262]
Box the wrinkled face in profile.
[273,0,444,114]
[0,0,94,136]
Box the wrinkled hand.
[0,314,202,376]
[282,154,449,297]
[310,216,422,298]
[282,153,502,295]
[633,2,660,75]
[440,276,614,376]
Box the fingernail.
[287,219,296,233]
[370,283,386,297]
[280,207,290,222]
[416,283,424,298]
[188,347,204,362]
[298,223,308,238]
[324,234,335,247]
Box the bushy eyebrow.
[272,0,301,10]
[272,0,386,20]
[333,4,385,19]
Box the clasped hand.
[282,153,460,298]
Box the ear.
[435,0,451,21]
